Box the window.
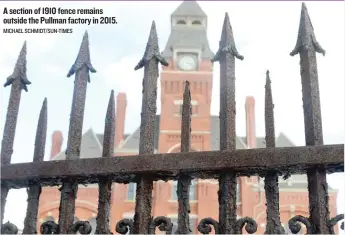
[192,20,202,25]
[170,217,197,234]
[127,183,136,201]
[171,180,196,200]
[176,20,186,25]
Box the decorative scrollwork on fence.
[288,215,312,234]
[149,216,173,234]
[68,220,92,234]
[235,217,258,234]
[1,221,18,234]
[116,218,133,235]
[40,221,59,234]
[197,218,219,234]
[330,214,344,233]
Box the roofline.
[117,128,137,149]
[277,132,296,146]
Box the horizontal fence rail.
[1,2,344,235]
[1,145,344,188]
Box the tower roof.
[162,1,212,59]
[172,1,206,17]
[161,28,214,59]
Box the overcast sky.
[0,0,344,231]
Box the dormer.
[171,1,207,29]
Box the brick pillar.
[115,93,127,148]
[50,131,63,160]
[245,96,256,148]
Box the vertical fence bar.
[133,21,168,234]
[263,71,284,234]
[1,41,31,226]
[176,81,192,234]
[290,3,330,234]
[22,98,48,234]
[58,31,96,234]
[95,90,115,234]
[212,13,243,234]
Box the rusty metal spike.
[181,80,191,153]
[290,2,325,56]
[4,41,31,91]
[33,98,48,162]
[264,71,275,148]
[1,41,31,225]
[95,90,115,235]
[213,11,244,234]
[176,81,192,234]
[59,31,95,234]
[102,90,115,158]
[67,30,96,82]
[212,12,243,62]
[134,21,168,70]
[290,3,330,234]
[1,41,29,164]
[22,98,48,234]
[263,72,284,234]
[132,20,167,234]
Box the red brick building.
[38,1,338,234]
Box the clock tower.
[158,0,214,153]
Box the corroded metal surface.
[1,41,30,164]
[1,222,18,234]
[58,31,96,234]
[263,71,284,234]
[176,81,192,234]
[22,98,47,234]
[288,215,312,234]
[116,218,133,235]
[329,214,344,233]
[213,12,243,234]
[290,3,329,234]
[1,144,343,188]
[197,218,219,234]
[1,41,30,226]
[68,220,92,234]
[95,91,115,235]
[132,21,168,234]
[148,216,173,234]
[235,217,257,234]
[0,5,344,235]
[40,220,59,234]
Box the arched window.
[192,20,202,25]
[176,20,186,25]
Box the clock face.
[178,55,197,71]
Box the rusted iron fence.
[1,3,344,235]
